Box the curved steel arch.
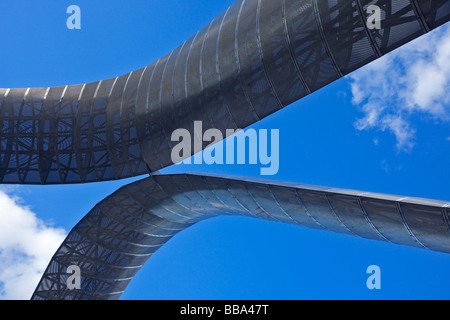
[1,0,449,184]
[31,173,450,300]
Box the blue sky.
[0,0,449,299]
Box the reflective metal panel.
[1,0,447,184]
[32,173,450,300]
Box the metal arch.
[31,173,450,300]
[0,0,448,184]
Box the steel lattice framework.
[1,0,449,300]
[31,173,450,300]
[0,0,448,184]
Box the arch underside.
[31,173,450,300]
[1,0,448,300]
[0,0,448,184]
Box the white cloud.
[348,24,450,152]
[0,189,66,300]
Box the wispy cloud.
[348,24,450,152]
[0,189,66,300]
